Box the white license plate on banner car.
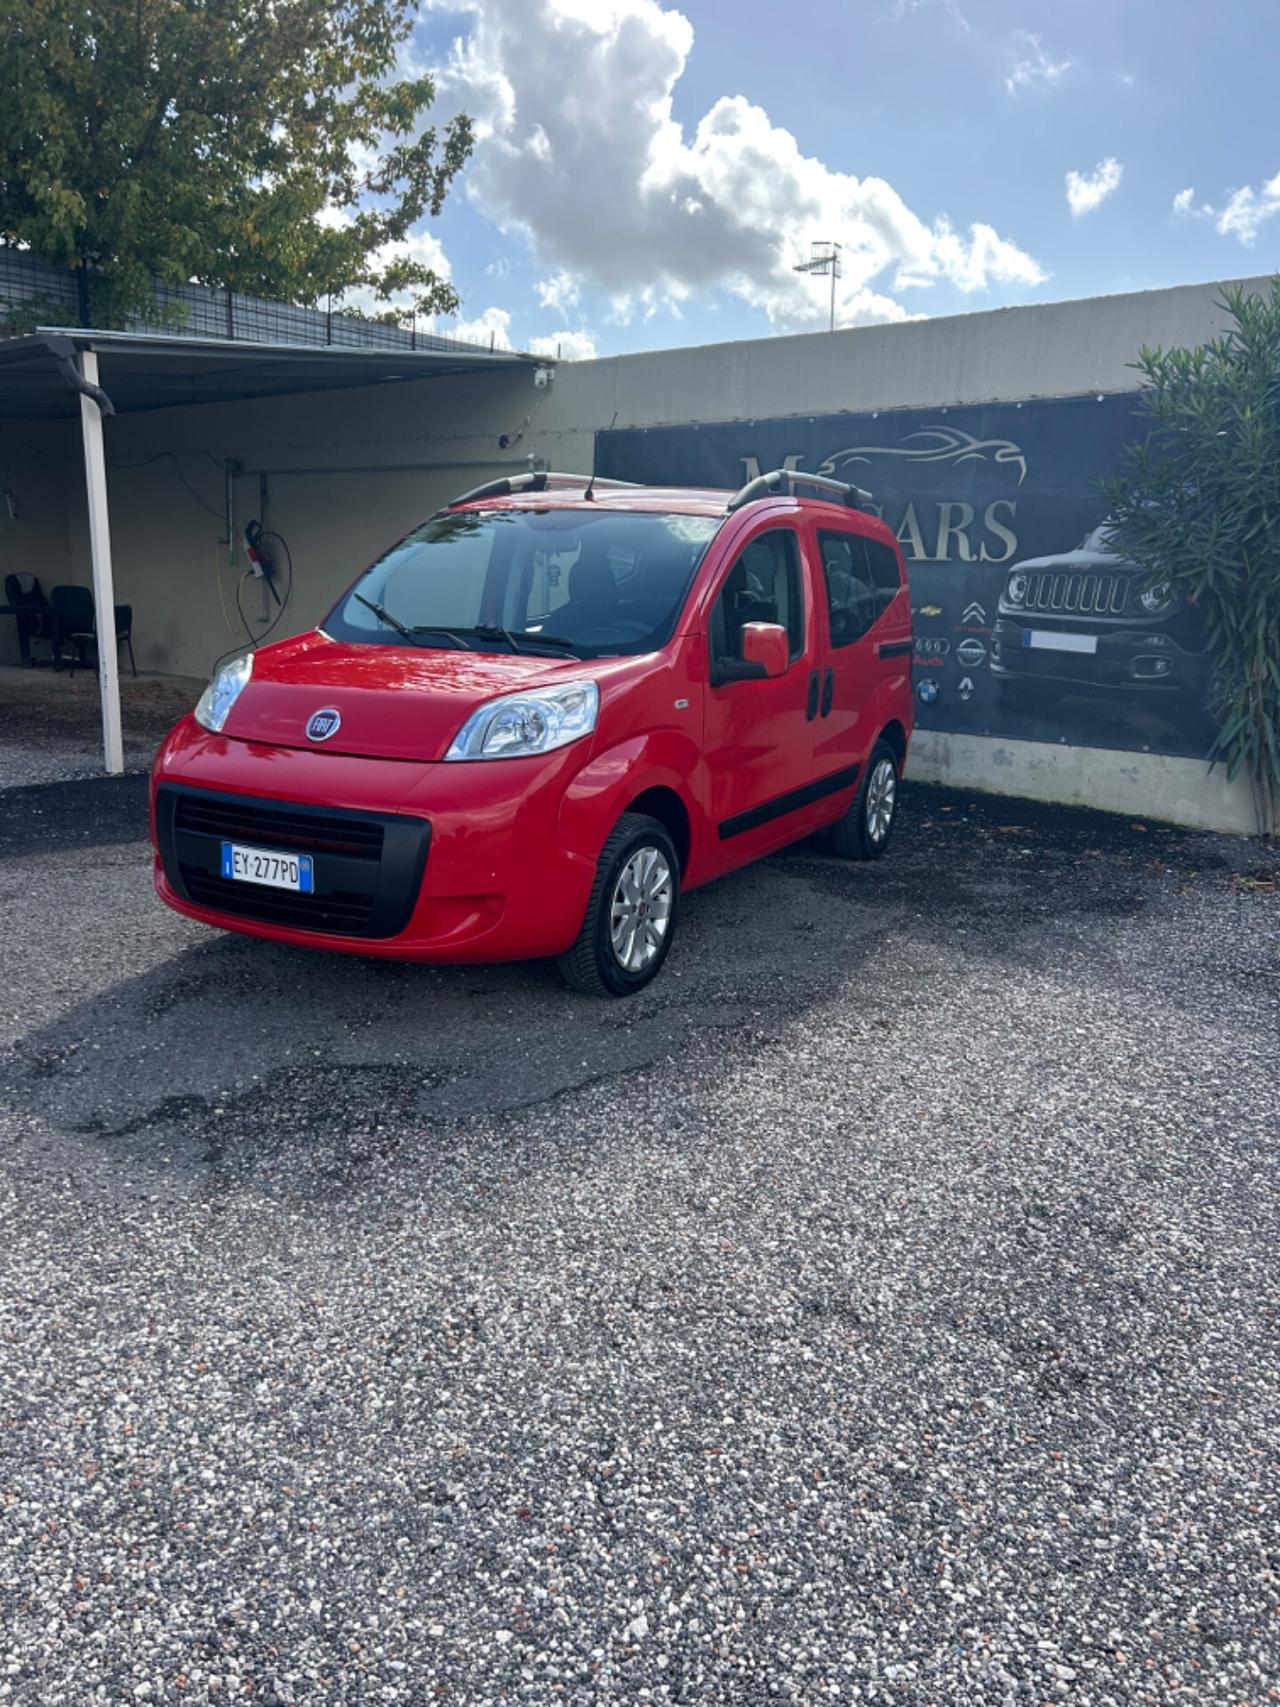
[1022,629,1098,655]
[220,841,314,893]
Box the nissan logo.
[956,638,988,669]
[306,707,342,743]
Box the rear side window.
[818,530,879,647]
[865,539,903,615]
[710,527,805,671]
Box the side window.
[818,529,880,647]
[709,528,805,679]
[865,538,903,619]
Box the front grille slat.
[174,796,384,860]
[181,868,376,934]
[1021,568,1131,617]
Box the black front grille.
[1022,569,1130,616]
[155,784,429,940]
[179,867,378,934]
[173,794,384,861]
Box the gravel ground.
[1,752,1278,1705]
[0,667,201,787]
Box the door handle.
[806,668,819,721]
[821,667,834,717]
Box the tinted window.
[324,508,721,659]
[818,530,880,646]
[710,528,805,674]
[865,539,903,612]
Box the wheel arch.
[879,718,908,770]
[624,785,691,875]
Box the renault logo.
[305,707,341,743]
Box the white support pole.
[77,350,124,775]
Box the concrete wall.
[19,272,1274,829]
[0,420,73,664]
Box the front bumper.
[990,616,1210,694]
[150,720,596,962]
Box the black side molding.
[719,763,861,841]
[877,640,913,659]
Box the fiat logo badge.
[305,707,341,743]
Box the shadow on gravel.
[0,773,150,858]
[4,776,1275,1197]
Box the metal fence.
[0,244,502,356]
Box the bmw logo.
[305,707,341,742]
[917,679,940,706]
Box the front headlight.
[1006,572,1028,606]
[1137,581,1179,617]
[194,653,253,733]
[445,680,599,761]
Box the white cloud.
[1005,31,1073,97]
[424,0,1045,335]
[536,271,582,313]
[1216,171,1280,245]
[1170,171,1280,245]
[529,328,599,360]
[448,305,514,348]
[1065,158,1123,218]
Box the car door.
[700,520,822,868]
[808,519,903,792]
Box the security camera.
[533,366,553,389]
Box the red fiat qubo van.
[152,469,913,995]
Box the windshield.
[324,507,723,658]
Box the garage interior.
[0,328,550,771]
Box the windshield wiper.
[353,594,471,649]
[353,591,418,642]
[466,625,580,656]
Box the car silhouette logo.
[305,707,342,743]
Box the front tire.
[831,741,899,861]
[557,813,681,997]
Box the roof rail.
[726,468,873,513]
[444,469,643,508]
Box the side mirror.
[740,621,789,679]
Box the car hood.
[1011,547,1139,573]
[220,630,590,761]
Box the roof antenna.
[582,411,618,502]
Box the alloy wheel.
[865,758,897,844]
[609,846,673,972]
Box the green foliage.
[0,0,472,324]
[1102,281,1280,837]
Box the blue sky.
[386,0,1280,358]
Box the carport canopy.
[0,326,545,772]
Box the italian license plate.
[1022,628,1098,655]
[220,840,314,893]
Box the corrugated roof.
[0,327,542,421]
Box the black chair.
[49,584,137,678]
[3,572,59,666]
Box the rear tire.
[831,741,899,861]
[557,813,681,997]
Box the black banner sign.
[596,396,1216,760]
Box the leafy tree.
[1102,281,1280,838]
[0,0,472,326]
